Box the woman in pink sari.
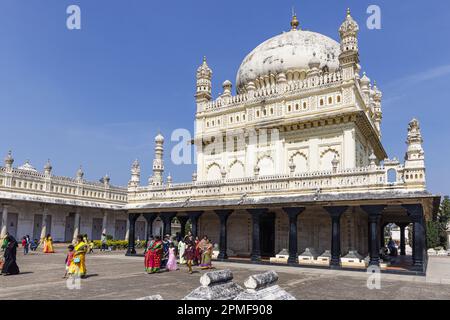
[166,243,178,271]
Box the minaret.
[76,166,84,182]
[195,56,212,111]
[339,8,360,80]
[150,133,164,187]
[128,159,141,188]
[372,82,383,136]
[4,150,14,172]
[404,119,425,169]
[44,159,52,176]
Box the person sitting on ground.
[387,237,398,256]
[30,239,38,251]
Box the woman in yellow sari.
[68,235,87,278]
[42,234,55,253]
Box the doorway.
[65,214,75,242]
[92,218,103,240]
[33,214,42,240]
[7,212,18,238]
[260,212,275,257]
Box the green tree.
[426,196,450,249]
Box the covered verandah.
[125,191,440,275]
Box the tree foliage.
[427,196,450,249]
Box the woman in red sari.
[194,236,201,266]
[145,236,163,274]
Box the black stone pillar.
[398,223,408,256]
[214,209,233,260]
[282,207,306,264]
[380,222,388,248]
[188,211,203,237]
[402,204,425,270]
[160,212,177,237]
[247,208,268,262]
[361,205,386,266]
[126,213,140,255]
[143,213,157,242]
[324,206,348,267]
[177,216,189,239]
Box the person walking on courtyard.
[144,236,154,270]
[100,233,107,251]
[68,234,87,278]
[183,236,195,274]
[1,235,20,276]
[166,243,178,271]
[145,236,163,274]
[63,245,75,279]
[194,236,201,266]
[42,234,55,253]
[178,237,186,264]
[199,238,213,269]
[21,236,29,255]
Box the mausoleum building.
[0,10,440,274]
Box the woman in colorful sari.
[43,234,55,253]
[145,236,163,274]
[183,236,195,274]
[1,235,20,276]
[199,239,213,269]
[68,235,87,278]
[144,236,154,271]
[194,236,201,266]
[178,237,186,264]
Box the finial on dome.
[347,8,351,16]
[290,8,300,31]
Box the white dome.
[236,29,341,91]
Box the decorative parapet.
[201,70,343,113]
[0,166,127,206]
[127,162,425,204]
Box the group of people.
[63,234,88,278]
[144,232,214,274]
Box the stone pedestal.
[298,248,319,265]
[314,250,331,266]
[183,270,243,300]
[234,271,296,300]
[270,248,289,264]
[340,251,366,269]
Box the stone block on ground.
[234,271,296,300]
[183,269,243,300]
[428,249,437,256]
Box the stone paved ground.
[2,247,450,300]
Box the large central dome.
[236,28,341,92]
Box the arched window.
[387,169,397,183]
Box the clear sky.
[0,0,449,195]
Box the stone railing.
[0,166,127,204]
[203,70,343,112]
[127,162,426,204]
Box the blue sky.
[0,0,449,195]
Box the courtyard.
[2,245,450,300]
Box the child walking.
[166,243,178,271]
[63,245,75,279]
